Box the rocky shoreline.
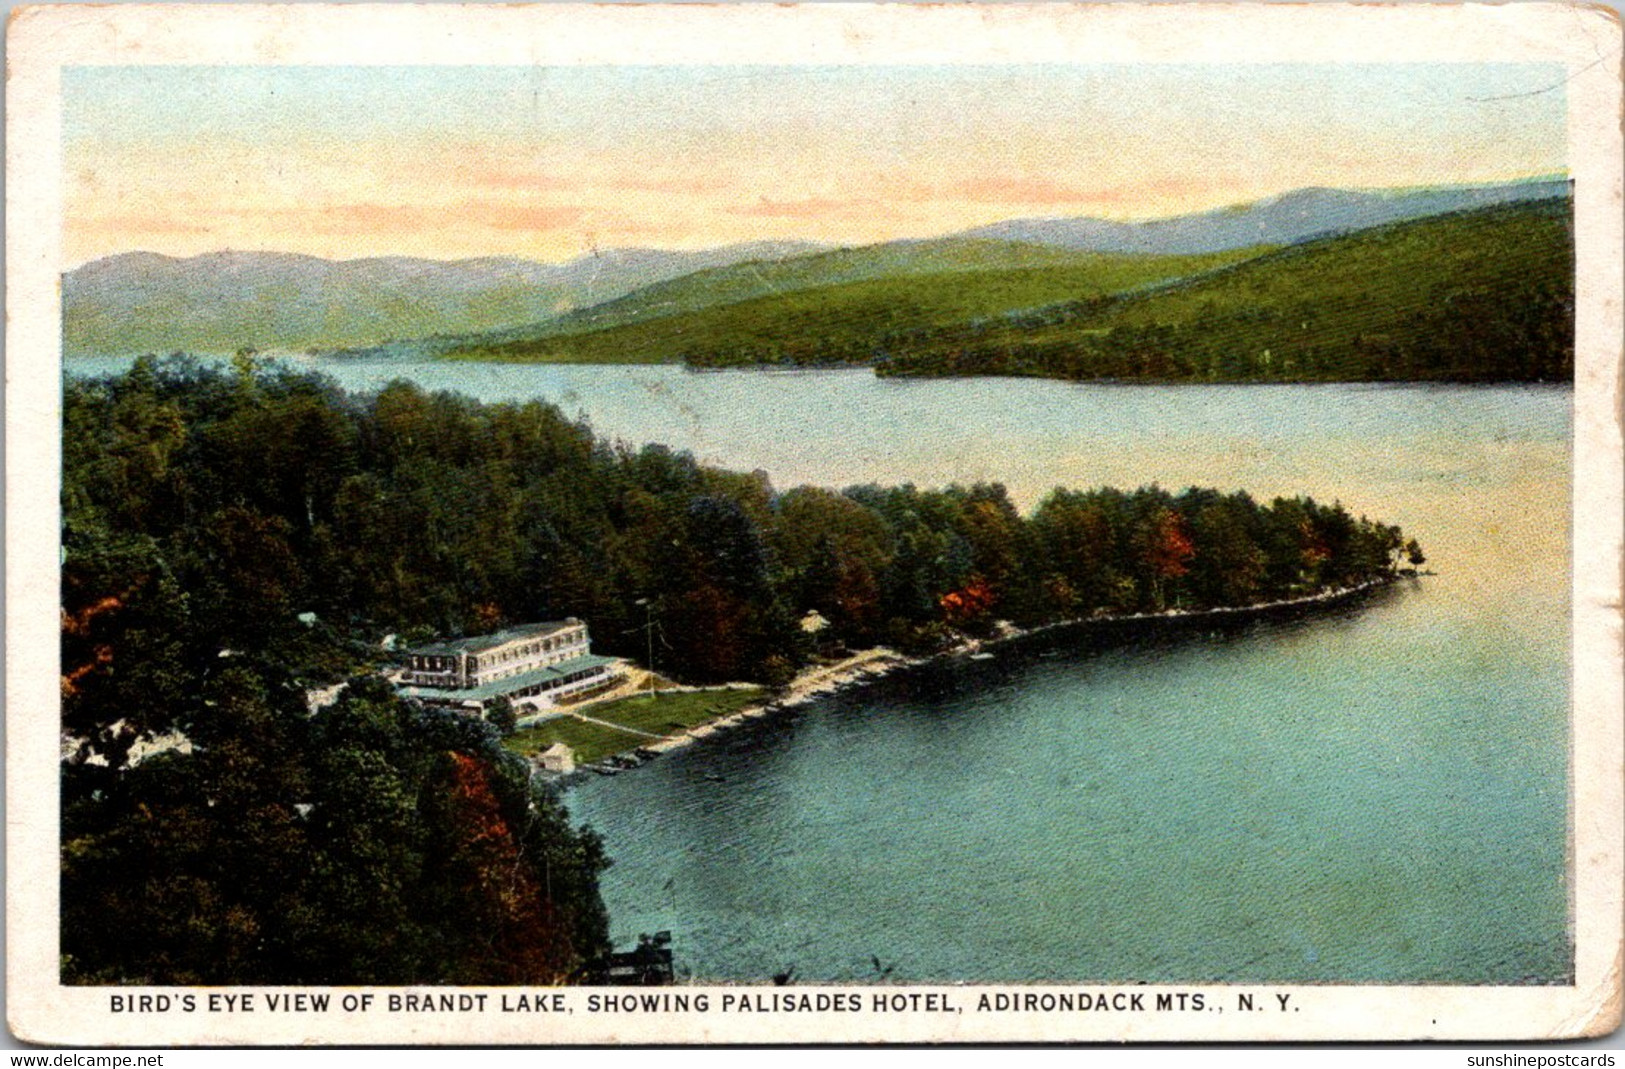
[558,575,1400,778]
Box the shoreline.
[555,574,1401,779]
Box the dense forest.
[61,356,1417,983]
[660,200,1569,382]
[869,200,1573,383]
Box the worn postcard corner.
[6,0,1623,1048]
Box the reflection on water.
[66,358,1572,983]
[572,576,1568,984]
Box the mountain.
[955,178,1570,254]
[440,247,1268,365]
[433,178,1573,356]
[62,240,824,357]
[877,198,1574,383]
[467,237,1132,345]
[63,178,1571,361]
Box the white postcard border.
[6,2,1621,1046]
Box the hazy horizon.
[65,172,1570,273]
[64,63,1567,268]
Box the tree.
[60,356,1420,985]
[1136,506,1196,610]
[485,696,518,736]
[949,486,1027,616]
[60,530,195,769]
[1189,499,1266,608]
[1404,538,1427,568]
[1030,491,1117,615]
[62,672,610,985]
[771,487,892,644]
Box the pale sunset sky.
[62,63,1567,267]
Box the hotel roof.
[409,620,581,658]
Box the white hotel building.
[396,619,621,715]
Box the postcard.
[7,1,1622,1047]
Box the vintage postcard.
[7,2,1622,1047]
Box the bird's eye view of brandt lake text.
[9,1,1621,1048]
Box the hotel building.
[396,619,621,714]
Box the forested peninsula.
[61,357,1419,984]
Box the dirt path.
[567,710,664,739]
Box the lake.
[66,357,1573,983]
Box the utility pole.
[634,598,655,698]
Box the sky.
[62,63,1567,266]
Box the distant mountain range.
[62,241,823,357]
[955,178,1571,253]
[63,178,1568,359]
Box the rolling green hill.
[875,199,1573,383]
[512,237,1134,339]
[441,247,1268,365]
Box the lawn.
[504,717,648,766]
[588,687,765,736]
[504,687,766,765]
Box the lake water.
[66,358,1573,983]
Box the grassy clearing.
[504,687,766,764]
[505,718,649,766]
[588,687,765,736]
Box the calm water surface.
[68,359,1572,983]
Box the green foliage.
[469,238,1180,342]
[440,201,1570,383]
[484,696,518,736]
[61,357,1417,983]
[441,249,1262,365]
[65,356,1417,686]
[875,200,1573,383]
[61,673,610,985]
